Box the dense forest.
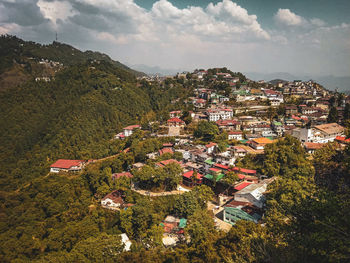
[0,36,350,262]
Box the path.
[132,188,186,197]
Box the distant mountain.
[246,71,350,93]
[269,79,289,85]
[129,64,184,76]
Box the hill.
[0,39,189,192]
[0,35,146,90]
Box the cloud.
[37,0,77,26]
[274,8,304,26]
[0,0,349,76]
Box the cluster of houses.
[49,68,350,239]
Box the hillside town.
[49,68,350,247]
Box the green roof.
[204,173,225,182]
[179,218,187,228]
[239,139,248,144]
[224,207,258,225]
[205,159,215,165]
[273,121,282,126]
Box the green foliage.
[132,162,182,191]
[263,135,314,178]
[186,209,216,247]
[194,121,219,141]
[327,106,339,123]
[173,186,213,217]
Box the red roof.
[112,172,133,179]
[209,167,221,172]
[205,142,217,148]
[156,159,180,167]
[123,125,140,130]
[167,117,184,123]
[335,136,350,142]
[216,119,239,126]
[237,174,246,180]
[183,170,204,179]
[231,167,257,175]
[304,142,325,150]
[158,147,174,155]
[196,99,206,103]
[228,131,242,135]
[214,163,229,170]
[234,181,253,191]
[50,159,84,169]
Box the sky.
[0,0,350,76]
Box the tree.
[327,106,339,123]
[343,103,350,121]
[222,171,239,194]
[194,121,219,141]
[263,135,314,178]
[68,233,124,261]
[186,209,216,246]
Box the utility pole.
[55,32,58,42]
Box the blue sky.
[0,0,349,76]
[135,0,350,27]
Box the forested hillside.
[0,45,188,192]
[0,35,145,91]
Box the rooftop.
[50,159,84,169]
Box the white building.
[207,109,233,122]
[292,123,344,143]
[228,131,243,140]
[120,233,132,251]
[234,183,267,208]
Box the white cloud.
[310,18,326,27]
[37,0,77,26]
[274,8,304,26]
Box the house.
[169,111,182,118]
[182,170,204,187]
[112,172,133,180]
[228,131,243,140]
[207,108,233,121]
[270,99,281,106]
[194,98,206,108]
[249,137,274,150]
[158,147,174,156]
[205,142,217,154]
[101,190,132,210]
[132,162,145,170]
[231,167,257,176]
[272,121,285,136]
[123,125,141,137]
[155,159,181,168]
[216,119,241,131]
[167,117,185,127]
[233,146,248,158]
[303,142,324,154]
[223,200,262,225]
[234,183,267,208]
[285,106,298,115]
[292,123,344,143]
[50,159,85,173]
